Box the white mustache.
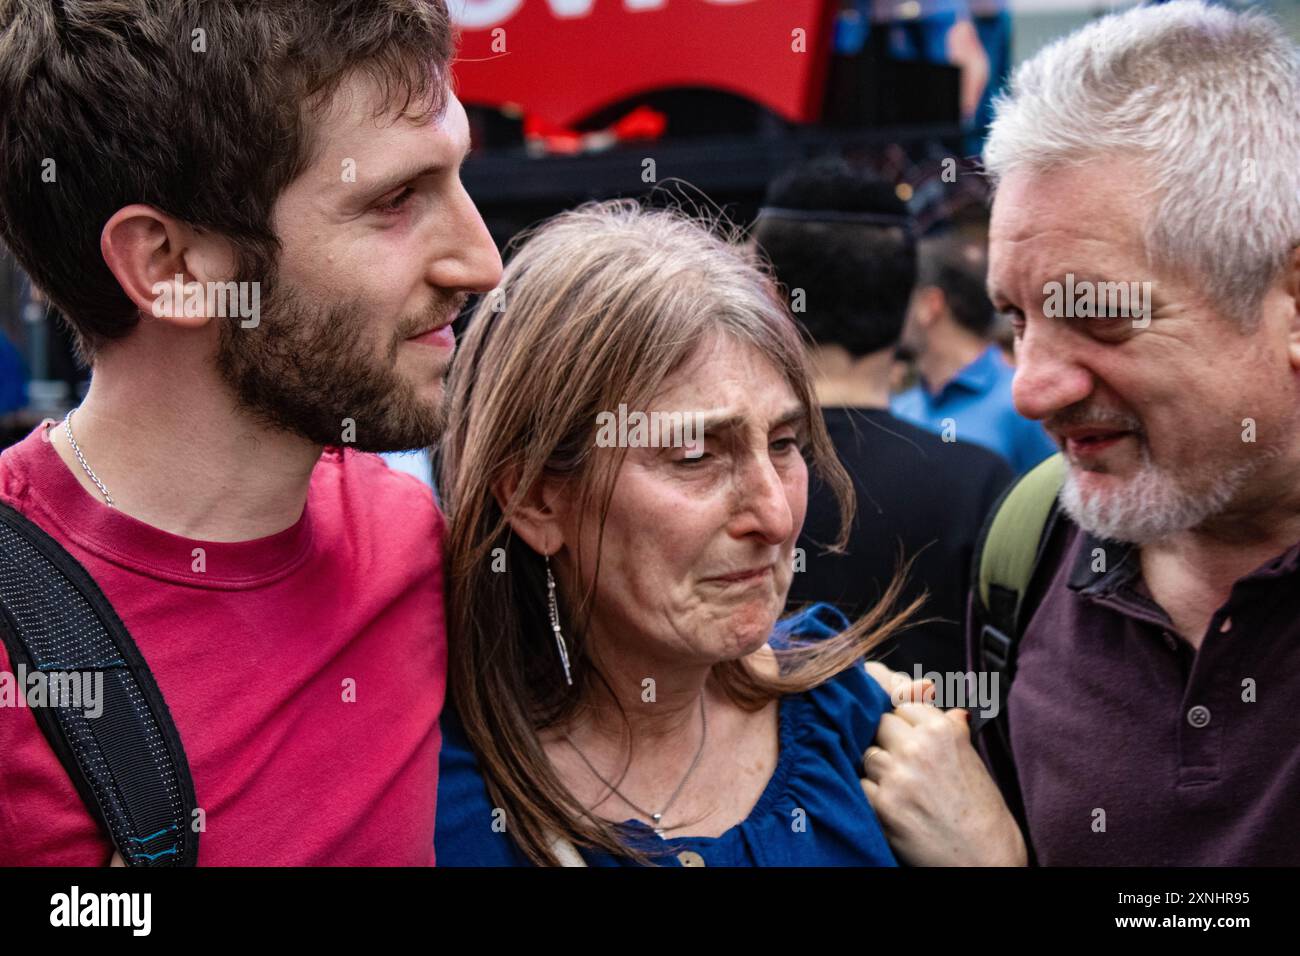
[1047,404,1143,435]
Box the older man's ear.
[1287,245,1300,372]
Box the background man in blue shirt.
[0,331,27,414]
[892,232,1057,473]
[753,156,1012,679]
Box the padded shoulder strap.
[0,501,199,866]
[977,452,1066,624]
[973,451,1065,714]
[969,454,1067,866]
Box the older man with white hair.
[861,0,1300,865]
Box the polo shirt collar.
[947,344,1004,395]
[1067,525,1300,595]
[1067,529,1137,597]
[1064,527,1178,631]
[1252,540,1300,579]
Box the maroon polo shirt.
[980,519,1300,865]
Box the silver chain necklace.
[62,408,115,508]
[563,695,708,838]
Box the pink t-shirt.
[0,426,446,865]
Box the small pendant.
[651,812,663,837]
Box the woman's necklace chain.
[562,694,708,838]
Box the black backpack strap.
[0,501,199,866]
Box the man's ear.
[1286,244,1300,373]
[491,465,568,557]
[100,204,239,331]
[913,285,945,328]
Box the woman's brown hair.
[440,200,919,866]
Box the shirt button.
[1187,705,1211,729]
[676,850,706,867]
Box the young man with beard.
[0,1,501,864]
[860,1,1300,865]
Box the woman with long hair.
[436,200,922,866]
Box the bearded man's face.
[219,76,501,452]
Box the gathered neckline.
[613,689,799,850]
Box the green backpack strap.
[970,453,1065,868]
[977,452,1066,628]
[972,451,1066,730]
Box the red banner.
[450,0,837,128]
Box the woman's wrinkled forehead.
[641,334,807,431]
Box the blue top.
[835,2,972,62]
[891,345,1058,476]
[0,333,27,415]
[876,0,970,64]
[435,604,898,867]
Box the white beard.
[1059,445,1262,545]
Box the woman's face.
[562,334,810,667]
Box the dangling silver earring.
[546,555,573,686]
